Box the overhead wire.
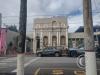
[93,0,100,13]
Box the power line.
[93,0,100,13]
[94,0,98,10]
[2,12,100,19]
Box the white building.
[33,16,69,53]
[32,16,100,54]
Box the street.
[0,56,100,75]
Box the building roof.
[34,16,67,24]
[75,25,100,32]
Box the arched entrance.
[60,36,66,46]
[52,36,57,47]
[36,36,40,50]
[43,36,48,47]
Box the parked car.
[68,46,100,57]
[36,47,62,57]
[68,48,78,57]
[76,47,85,55]
[95,46,100,58]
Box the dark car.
[68,48,85,57]
[95,46,100,58]
[68,47,100,57]
[36,47,62,57]
[68,48,78,57]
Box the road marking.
[34,67,100,75]
[34,68,40,75]
[52,69,64,75]
[12,57,41,72]
[74,70,85,75]
[40,68,82,70]
[0,57,17,63]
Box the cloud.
[68,14,83,32]
[47,0,63,11]
[93,13,100,25]
[0,0,100,32]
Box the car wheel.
[70,51,77,57]
[55,53,60,57]
[37,53,42,57]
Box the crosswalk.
[12,57,41,72]
[0,56,41,73]
[0,57,17,63]
[0,57,17,69]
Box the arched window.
[52,21,57,28]
[36,36,40,49]
[43,36,48,47]
[52,36,57,47]
[60,36,66,46]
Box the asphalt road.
[0,56,100,75]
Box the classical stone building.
[33,16,68,53]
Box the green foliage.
[8,25,18,32]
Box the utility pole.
[0,13,2,34]
[0,13,2,46]
[17,0,27,75]
[0,13,2,27]
[83,0,97,75]
[52,23,53,47]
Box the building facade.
[0,28,19,55]
[0,28,33,56]
[68,25,100,48]
[32,17,100,54]
[33,16,68,53]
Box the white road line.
[12,57,41,72]
[40,68,100,71]
[40,68,82,70]
[0,57,17,63]
[34,68,40,75]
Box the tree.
[8,25,18,32]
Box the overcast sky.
[0,0,100,32]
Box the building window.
[60,36,66,46]
[43,36,48,47]
[52,36,57,47]
[52,21,57,28]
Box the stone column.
[33,31,36,54]
[40,30,43,49]
[72,39,76,48]
[48,32,51,46]
[50,33,53,46]
[57,32,59,47]
[59,32,61,47]
[66,28,68,48]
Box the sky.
[0,0,100,32]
